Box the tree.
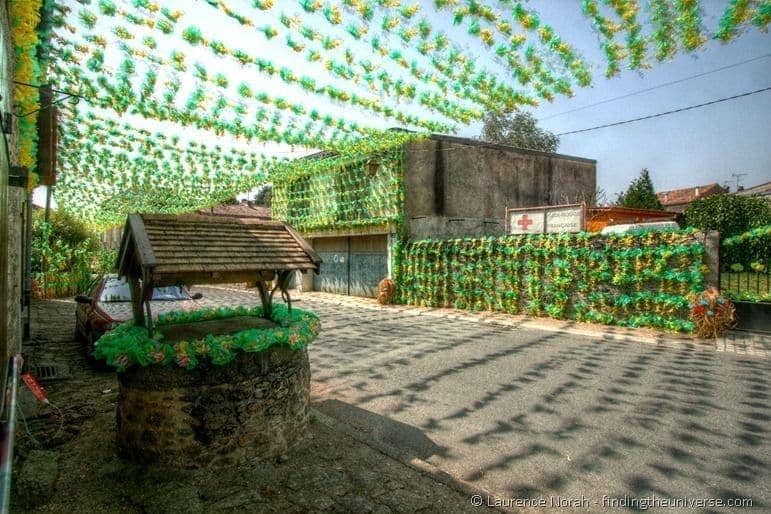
[615,169,664,210]
[479,111,559,153]
[252,183,272,206]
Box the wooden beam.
[128,214,157,268]
[283,222,322,269]
[127,274,144,328]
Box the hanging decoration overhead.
[10,0,45,185]
[9,0,767,226]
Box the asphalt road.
[201,287,770,511]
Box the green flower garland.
[397,229,706,332]
[272,146,405,232]
[94,304,321,372]
[10,0,44,185]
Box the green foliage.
[93,305,321,371]
[720,225,770,302]
[31,209,101,298]
[479,111,559,153]
[397,229,707,332]
[685,194,770,239]
[93,248,119,274]
[616,169,663,210]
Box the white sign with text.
[507,204,585,234]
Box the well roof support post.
[144,300,154,337]
[273,270,293,313]
[256,270,276,319]
[127,274,145,328]
[142,270,155,336]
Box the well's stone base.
[116,346,310,468]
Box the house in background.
[272,134,596,297]
[656,183,728,212]
[734,180,771,202]
[656,183,728,213]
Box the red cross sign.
[517,214,534,230]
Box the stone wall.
[0,0,24,399]
[116,346,310,468]
[402,136,596,240]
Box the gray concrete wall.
[408,216,504,240]
[403,136,596,240]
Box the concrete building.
[656,183,728,213]
[273,134,596,297]
[734,180,771,202]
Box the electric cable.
[15,400,65,447]
[539,53,771,121]
[556,86,771,136]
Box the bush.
[684,194,770,239]
[31,209,101,298]
[93,248,119,274]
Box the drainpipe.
[0,354,23,514]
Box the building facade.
[273,135,596,297]
[1,0,26,414]
[734,180,771,202]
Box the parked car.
[75,274,203,359]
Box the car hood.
[99,299,202,324]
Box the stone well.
[116,345,310,468]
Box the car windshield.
[99,277,191,302]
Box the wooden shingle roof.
[117,213,321,286]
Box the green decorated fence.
[720,225,771,303]
[394,229,708,332]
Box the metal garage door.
[313,235,388,297]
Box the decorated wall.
[395,229,708,332]
[272,146,405,234]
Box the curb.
[299,293,702,346]
[310,407,523,514]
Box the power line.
[556,86,771,136]
[540,54,771,121]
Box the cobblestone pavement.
[16,287,771,513]
[13,293,497,514]
[293,291,770,513]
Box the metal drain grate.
[32,363,71,381]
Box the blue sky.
[456,1,771,198]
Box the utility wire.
[540,54,771,121]
[556,86,771,136]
